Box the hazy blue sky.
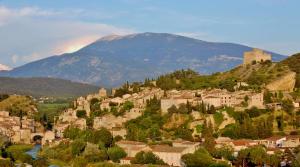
[0,0,299,67]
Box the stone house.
[42,130,55,145]
[282,135,300,148]
[229,139,259,156]
[0,111,40,144]
[100,100,110,110]
[99,88,107,98]
[120,157,134,165]
[172,140,200,153]
[93,114,123,130]
[151,145,193,167]
[53,123,69,138]
[202,96,222,108]
[259,135,300,148]
[110,127,127,138]
[161,91,200,113]
[201,90,264,109]
[259,136,286,148]
[247,92,264,108]
[116,140,151,157]
[117,140,200,167]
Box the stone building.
[243,48,271,65]
[99,88,107,98]
[116,140,151,157]
[0,111,45,144]
[151,144,198,167]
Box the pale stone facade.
[243,48,272,65]
[110,127,127,138]
[99,88,107,98]
[259,135,300,148]
[0,111,39,144]
[117,140,199,167]
[151,144,197,167]
[116,140,151,157]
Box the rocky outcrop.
[266,72,296,92]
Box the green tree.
[72,156,88,167]
[71,139,86,156]
[209,162,231,167]
[175,127,193,141]
[97,128,113,147]
[131,151,165,165]
[264,91,273,103]
[202,121,215,153]
[182,148,215,167]
[212,145,234,161]
[32,158,49,167]
[83,143,108,163]
[248,146,267,166]
[76,110,87,118]
[267,152,281,167]
[148,125,161,140]
[167,105,178,114]
[122,101,134,111]
[0,159,13,167]
[107,146,127,163]
[236,146,268,166]
[282,99,294,115]
[63,126,81,140]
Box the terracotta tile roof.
[122,157,134,160]
[232,139,256,146]
[151,145,187,153]
[117,140,146,145]
[265,136,285,141]
[267,147,280,151]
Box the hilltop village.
[0,49,300,167]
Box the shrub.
[107,146,127,163]
[76,110,87,118]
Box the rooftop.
[151,145,187,153]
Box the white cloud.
[176,32,210,40]
[208,55,243,62]
[11,55,19,64]
[0,5,135,67]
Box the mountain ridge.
[0,77,99,98]
[0,32,286,87]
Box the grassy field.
[36,102,70,123]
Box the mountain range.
[0,32,286,87]
[0,77,99,98]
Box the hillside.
[280,53,300,88]
[153,54,300,92]
[222,53,300,90]
[0,32,286,87]
[0,77,99,98]
[0,95,37,117]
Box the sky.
[0,0,299,68]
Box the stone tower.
[243,48,272,65]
